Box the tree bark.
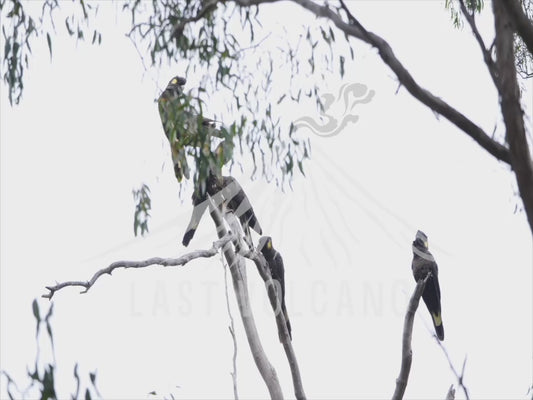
[392,276,428,400]
[493,0,533,234]
[501,0,533,57]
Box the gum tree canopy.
[2,0,533,235]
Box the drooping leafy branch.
[0,0,101,105]
[3,1,532,193]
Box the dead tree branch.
[208,199,284,400]
[391,274,429,400]
[42,234,236,300]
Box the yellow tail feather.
[432,312,442,326]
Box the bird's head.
[258,236,273,255]
[161,76,186,99]
[413,230,429,251]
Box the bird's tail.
[431,312,445,341]
[241,210,262,236]
[182,191,208,247]
[283,304,292,341]
[182,201,208,247]
[275,304,292,342]
[182,173,220,247]
[171,147,190,182]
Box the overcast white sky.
[1,1,532,399]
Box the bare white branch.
[42,234,236,300]
[208,198,284,399]
[392,274,429,400]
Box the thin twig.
[458,0,500,88]
[221,251,239,400]
[171,0,219,39]
[435,340,471,400]
[391,274,430,400]
[42,234,236,299]
[236,32,272,55]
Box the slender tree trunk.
[493,0,533,235]
[209,201,284,399]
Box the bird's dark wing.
[412,255,444,340]
[271,251,291,340]
[429,272,444,340]
[222,176,262,236]
[271,252,286,302]
[421,274,441,317]
[421,267,444,341]
[281,303,292,340]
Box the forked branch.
[435,339,470,400]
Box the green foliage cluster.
[0,0,101,105]
[132,183,151,237]
[123,1,318,184]
[0,1,356,186]
[1,300,100,400]
[445,0,484,28]
[3,0,530,237]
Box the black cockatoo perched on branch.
[411,230,444,341]
[157,75,220,182]
[258,236,292,341]
[158,76,261,248]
